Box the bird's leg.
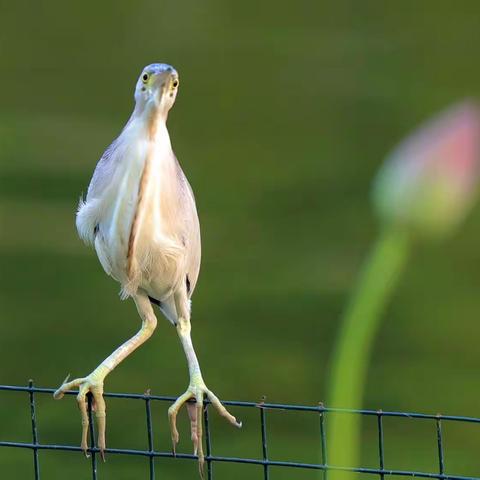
[53,292,158,459]
[168,310,241,477]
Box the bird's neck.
[130,108,170,149]
[147,113,169,144]
[133,98,171,137]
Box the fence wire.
[1,381,479,480]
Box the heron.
[53,63,241,473]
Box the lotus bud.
[373,102,480,238]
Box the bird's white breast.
[91,118,181,297]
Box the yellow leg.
[53,292,158,458]
[168,314,241,477]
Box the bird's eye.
[172,80,179,88]
[142,73,149,83]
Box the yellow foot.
[168,377,242,478]
[53,373,107,460]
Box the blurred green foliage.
[1,1,480,478]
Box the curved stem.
[326,225,410,478]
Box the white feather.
[77,109,200,323]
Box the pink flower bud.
[373,101,480,237]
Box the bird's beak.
[154,69,179,97]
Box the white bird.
[53,63,241,474]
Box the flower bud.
[373,102,480,238]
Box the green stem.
[326,224,410,478]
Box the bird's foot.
[53,367,109,460]
[168,374,241,478]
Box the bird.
[53,63,242,474]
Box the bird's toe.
[53,373,108,460]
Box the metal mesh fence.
[1,381,479,480]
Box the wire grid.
[1,382,479,480]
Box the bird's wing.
[84,114,136,203]
[174,156,201,298]
[86,138,121,201]
[76,137,122,245]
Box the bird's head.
[134,63,179,119]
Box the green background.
[1,1,480,478]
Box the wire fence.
[1,381,480,480]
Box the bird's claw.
[53,373,107,460]
[168,380,241,477]
[52,373,71,400]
